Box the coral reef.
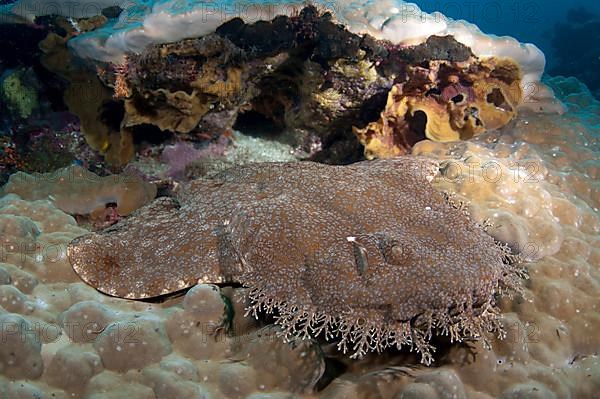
[328,0,561,113]
[0,75,598,398]
[354,51,523,158]
[0,3,558,169]
[2,165,156,219]
[376,75,598,399]
[0,0,598,396]
[63,0,558,113]
[0,111,109,186]
[67,0,302,62]
[0,18,115,174]
[14,120,80,174]
[67,157,522,363]
[0,135,23,183]
[94,7,365,162]
[95,8,536,165]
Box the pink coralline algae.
[161,136,230,179]
[67,157,524,363]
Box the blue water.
[414,0,600,99]
[417,0,600,69]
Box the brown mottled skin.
[68,157,522,362]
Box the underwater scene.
[0,0,598,397]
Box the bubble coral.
[67,157,524,364]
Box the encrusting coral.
[354,50,523,159]
[38,15,135,167]
[0,68,39,119]
[110,35,245,136]
[67,157,524,363]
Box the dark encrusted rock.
[394,35,474,65]
[102,6,123,19]
[99,6,401,163]
[216,16,297,58]
[216,7,371,63]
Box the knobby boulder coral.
[67,157,524,363]
[2,165,156,217]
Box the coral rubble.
[161,131,299,180]
[67,157,522,363]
